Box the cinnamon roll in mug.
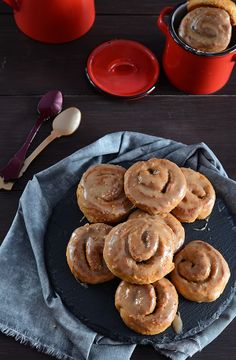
[115,278,178,335]
[178,0,236,53]
[188,0,236,25]
[178,6,232,52]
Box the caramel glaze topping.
[103,218,175,284]
[178,7,232,52]
[115,278,178,335]
[172,167,216,223]
[129,209,185,253]
[66,223,114,284]
[77,164,133,223]
[170,240,230,302]
[124,158,187,215]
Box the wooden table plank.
[0,191,21,241]
[0,0,181,15]
[0,310,235,360]
[0,15,236,95]
[97,0,178,14]
[0,95,235,193]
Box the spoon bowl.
[38,90,63,119]
[52,107,81,136]
[18,107,82,179]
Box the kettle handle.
[3,0,20,10]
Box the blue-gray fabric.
[0,131,235,360]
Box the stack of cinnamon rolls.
[66,158,230,335]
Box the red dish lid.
[86,39,160,98]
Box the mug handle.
[3,0,20,10]
[157,7,173,37]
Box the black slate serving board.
[45,183,236,345]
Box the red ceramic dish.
[86,39,160,98]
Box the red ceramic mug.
[157,2,236,94]
[3,0,95,43]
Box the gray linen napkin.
[0,131,236,360]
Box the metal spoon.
[0,90,63,182]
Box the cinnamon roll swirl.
[178,7,232,52]
[124,158,187,215]
[188,0,236,25]
[103,218,174,284]
[170,240,230,302]
[66,223,114,284]
[115,278,178,335]
[77,164,133,223]
[172,168,216,223]
[129,209,185,253]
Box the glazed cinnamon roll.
[129,209,185,253]
[124,158,187,215]
[115,278,178,335]
[103,218,174,284]
[77,164,133,223]
[188,0,236,25]
[170,240,230,302]
[66,223,114,284]
[172,167,216,223]
[178,7,232,52]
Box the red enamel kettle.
[3,0,95,43]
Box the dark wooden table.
[1,1,236,359]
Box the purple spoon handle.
[0,90,63,182]
[0,113,46,181]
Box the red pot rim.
[86,39,160,98]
